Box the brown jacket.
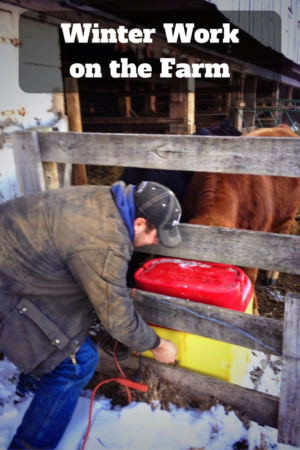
[0,186,158,376]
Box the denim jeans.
[8,336,99,450]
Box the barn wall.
[208,0,300,65]
[0,2,64,203]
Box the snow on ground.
[0,353,298,450]
[242,351,282,397]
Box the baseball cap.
[134,181,182,247]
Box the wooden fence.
[11,130,300,447]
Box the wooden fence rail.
[138,223,300,274]
[133,290,283,355]
[10,130,300,447]
[36,131,300,177]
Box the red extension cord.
[81,341,149,450]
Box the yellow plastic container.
[135,258,253,386]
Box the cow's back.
[243,123,298,137]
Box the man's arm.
[66,249,177,361]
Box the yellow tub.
[142,299,252,385]
[135,258,253,386]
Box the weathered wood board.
[37,131,300,177]
[43,162,60,190]
[11,131,45,195]
[278,294,300,447]
[133,290,282,355]
[137,224,300,275]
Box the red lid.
[134,258,253,312]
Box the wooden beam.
[37,132,300,177]
[133,290,282,355]
[20,126,60,191]
[278,294,300,447]
[82,86,242,96]
[96,349,279,428]
[233,73,246,131]
[43,93,66,190]
[144,82,156,115]
[43,162,60,190]
[287,86,294,108]
[225,73,232,118]
[65,77,87,186]
[243,76,257,129]
[169,75,188,135]
[137,224,300,275]
[11,131,45,195]
[195,85,242,94]
[186,57,196,134]
[272,81,280,122]
[118,80,131,118]
[82,117,184,124]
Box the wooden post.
[11,131,45,195]
[187,57,196,134]
[45,92,66,189]
[278,293,300,447]
[65,77,87,185]
[169,69,191,135]
[226,91,232,119]
[225,70,232,118]
[236,74,246,132]
[169,58,195,135]
[43,159,60,190]
[119,79,131,118]
[187,91,195,134]
[50,92,71,189]
[272,81,280,122]
[243,76,257,131]
[169,77,186,134]
[28,126,60,190]
[287,85,294,108]
[232,72,245,131]
[144,82,156,115]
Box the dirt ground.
[87,164,300,322]
[255,271,300,320]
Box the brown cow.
[182,124,300,315]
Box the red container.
[134,258,253,312]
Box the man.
[0,180,181,449]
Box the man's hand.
[151,338,177,364]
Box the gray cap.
[134,181,182,247]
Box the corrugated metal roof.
[207,0,300,65]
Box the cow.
[182,124,300,315]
